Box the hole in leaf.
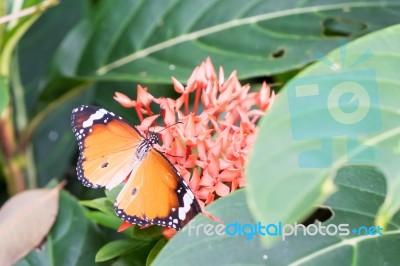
[301,207,333,226]
[321,17,367,37]
[270,47,285,59]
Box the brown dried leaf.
[0,182,64,266]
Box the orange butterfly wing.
[72,105,202,230]
[71,106,142,189]
[115,148,201,230]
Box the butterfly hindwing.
[114,148,201,230]
[71,105,143,189]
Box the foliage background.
[1,0,400,265]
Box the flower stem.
[135,105,144,122]
[193,86,201,114]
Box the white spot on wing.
[178,191,194,220]
[82,109,107,128]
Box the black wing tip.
[114,205,182,230]
[76,157,102,189]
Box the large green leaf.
[154,166,400,265]
[153,189,268,265]
[51,0,400,84]
[17,0,88,109]
[15,190,107,266]
[246,23,400,245]
[33,88,94,187]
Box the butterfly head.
[147,131,159,145]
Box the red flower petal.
[216,182,230,197]
[113,92,136,108]
[117,221,134,232]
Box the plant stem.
[0,107,25,194]
[0,0,59,25]
[0,0,60,195]
[12,55,36,188]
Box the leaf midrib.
[96,1,400,75]
[287,228,400,266]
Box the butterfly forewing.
[115,149,201,230]
[71,105,142,189]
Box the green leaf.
[33,88,94,186]
[131,225,164,240]
[85,210,123,231]
[146,238,167,266]
[153,190,269,265]
[246,23,400,245]
[51,0,400,83]
[18,0,87,91]
[154,166,400,265]
[264,166,400,265]
[15,191,107,266]
[105,184,124,202]
[80,197,115,216]
[0,75,8,114]
[146,238,168,266]
[0,0,58,76]
[95,239,149,262]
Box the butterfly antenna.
[156,121,183,134]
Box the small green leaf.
[80,197,115,215]
[131,225,164,240]
[95,239,149,262]
[85,210,122,231]
[0,75,8,114]
[146,238,167,266]
[105,184,124,202]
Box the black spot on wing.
[71,105,127,188]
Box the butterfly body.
[71,105,201,230]
[135,133,158,160]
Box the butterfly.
[71,105,201,230]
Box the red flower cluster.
[114,58,274,210]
